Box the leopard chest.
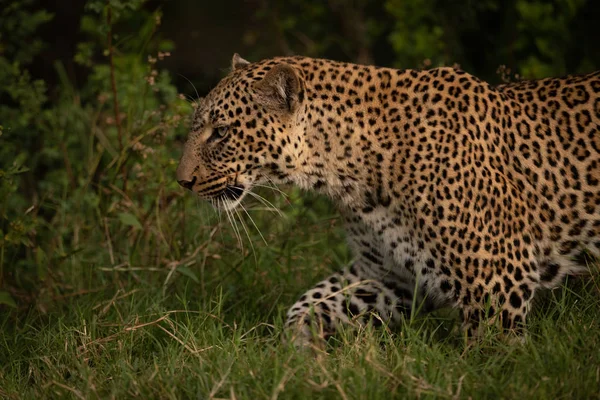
[355,207,445,285]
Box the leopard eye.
[209,125,229,142]
[215,126,229,137]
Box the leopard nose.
[176,147,197,189]
[177,177,196,190]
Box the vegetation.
[1,0,599,398]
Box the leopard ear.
[232,53,250,70]
[254,63,303,113]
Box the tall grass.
[1,192,599,398]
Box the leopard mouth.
[222,184,245,201]
[209,183,247,210]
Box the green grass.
[1,185,599,399]
[2,3,600,397]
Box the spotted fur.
[177,54,600,346]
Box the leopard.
[176,53,600,347]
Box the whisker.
[232,186,284,217]
[237,198,268,246]
[182,94,198,106]
[177,73,201,103]
[234,204,258,263]
[230,208,245,250]
[259,175,295,210]
[225,190,257,262]
[222,198,244,250]
[252,183,289,198]
[263,175,289,196]
[215,197,227,244]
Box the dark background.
[32,0,600,98]
[1,0,600,305]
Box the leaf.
[176,266,199,283]
[118,212,142,230]
[0,291,17,308]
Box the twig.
[45,381,86,400]
[51,287,106,301]
[162,226,219,295]
[77,310,230,354]
[77,313,172,353]
[208,362,234,400]
[270,354,299,400]
[94,288,141,317]
[156,323,210,358]
[314,355,348,400]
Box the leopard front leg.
[458,269,539,343]
[284,216,420,348]
[284,266,415,348]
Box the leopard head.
[176,54,308,210]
